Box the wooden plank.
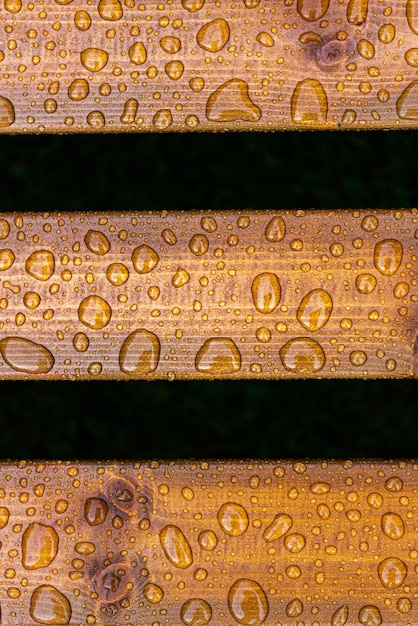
[1,0,418,132]
[0,459,417,626]
[0,209,416,380]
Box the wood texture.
[0,460,417,625]
[0,210,416,379]
[2,0,418,132]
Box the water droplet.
[256,327,271,343]
[129,42,147,65]
[296,289,333,331]
[74,10,91,30]
[85,229,110,255]
[119,329,160,375]
[228,578,269,626]
[280,337,325,374]
[265,216,286,242]
[197,19,230,52]
[0,96,15,127]
[407,0,418,34]
[284,533,306,553]
[75,541,95,555]
[358,606,382,626]
[394,282,409,299]
[397,598,412,613]
[0,219,10,239]
[378,23,395,43]
[357,39,375,59]
[251,273,281,314]
[198,529,218,551]
[173,267,190,288]
[355,274,377,294]
[25,250,55,280]
[98,0,122,20]
[331,605,349,626]
[153,108,173,129]
[397,81,418,119]
[87,111,105,129]
[160,524,193,568]
[181,486,194,501]
[84,497,108,525]
[347,0,368,24]
[195,337,241,374]
[94,563,134,603]
[291,79,328,124]
[0,506,10,528]
[286,599,303,617]
[165,60,184,80]
[181,599,212,625]
[68,78,89,101]
[190,77,205,92]
[297,0,329,21]
[121,98,139,124]
[0,248,15,271]
[381,513,404,539]
[374,239,403,276]
[367,492,383,508]
[218,502,249,536]
[350,350,367,366]
[162,228,177,245]
[263,513,293,542]
[405,48,418,67]
[378,557,407,588]
[0,337,54,374]
[182,0,204,10]
[30,585,71,625]
[310,481,330,494]
[80,48,108,72]
[132,244,159,273]
[256,32,274,47]
[144,583,164,604]
[22,522,59,569]
[189,234,209,256]
[106,262,129,286]
[4,0,22,13]
[206,79,261,123]
[160,36,181,54]
[385,476,403,491]
[78,295,112,330]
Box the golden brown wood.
[0,210,416,380]
[0,459,417,626]
[2,0,418,132]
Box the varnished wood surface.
[0,210,416,379]
[2,0,418,132]
[0,459,417,625]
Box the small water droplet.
[265,216,286,242]
[286,599,303,618]
[84,497,108,525]
[195,337,241,374]
[74,10,91,30]
[284,533,306,553]
[132,244,159,273]
[251,273,281,314]
[85,229,110,255]
[374,239,403,275]
[25,250,55,281]
[75,541,95,555]
[80,48,108,72]
[0,337,54,374]
[22,522,59,569]
[347,0,368,24]
[30,585,71,625]
[218,502,249,536]
[182,0,204,10]
[160,36,181,54]
[162,228,177,245]
[106,262,129,286]
[0,219,10,239]
[173,267,190,288]
[263,513,293,542]
[94,563,134,603]
[280,337,325,374]
[228,578,269,625]
[68,78,89,101]
[78,295,112,330]
[310,481,330,494]
[143,583,164,604]
[361,215,378,232]
[189,234,209,256]
[0,506,10,528]
[160,525,193,568]
[0,248,15,271]
[381,513,404,539]
[355,274,377,294]
[119,329,160,375]
[198,529,218,551]
[129,42,147,65]
[350,350,367,366]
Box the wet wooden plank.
[0,209,416,379]
[0,459,417,625]
[2,0,418,132]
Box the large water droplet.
[286,599,303,617]
[84,229,110,255]
[182,0,204,10]
[98,0,122,20]
[0,219,10,239]
[74,10,91,30]
[0,248,15,271]
[25,250,55,281]
[347,0,368,23]
[297,0,329,21]
[374,239,403,276]
[265,216,286,242]
[218,502,249,536]
[129,42,147,65]
[280,337,325,374]
[198,529,218,551]
[197,19,230,52]
[181,599,212,625]
[30,585,71,625]
[68,78,89,101]
[381,513,404,539]
[22,523,59,569]
[0,95,15,127]
[0,337,54,374]
[195,337,241,374]
[355,274,377,294]
[397,81,418,119]
[228,578,269,625]
[80,48,108,72]
[284,533,306,553]
[407,0,418,34]
[160,525,193,568]
[263,513,293,541]
[143,583,164,604]
[121,98,139,124]
[291,79,328,124]
[0,506,10,528]
[132,244,159,273]
[189,234,209,256]
[251,273,281,314]
[331,604,348,626]
[296,289,333,331]
[119,329,160,375]
[206,79,261,123]
[377,557,407,589]
[358,605,382,626]
[106,262,129,286]
[84,497,108,525]
[173,267,190,288]
[78,295,112,330]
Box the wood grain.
[0,210,416,379]
[1,0,418,132]
[0,459,417,626]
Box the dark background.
[0,131,416,460]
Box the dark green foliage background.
[0,131,416,460]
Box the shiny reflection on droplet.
[218,502,249,536]
[280,337,325,374]
[160,524,193,568]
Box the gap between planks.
[2,0,418,132]
[0,459,417,625]
[0,209,416,380]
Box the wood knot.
[305,36,357,72]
